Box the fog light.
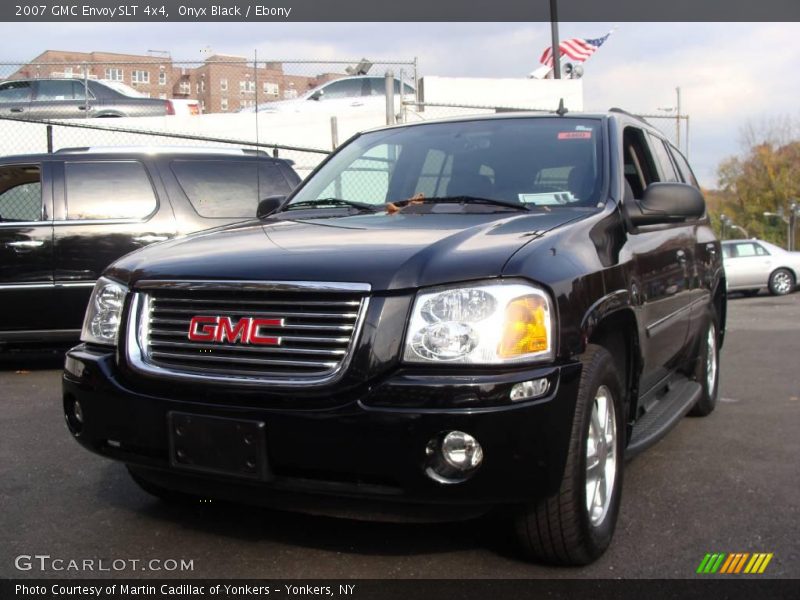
[510,377,549,402]
[441,431,483,470]
[425,430,483,484]
[64,395,84,436]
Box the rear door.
[51,159,176,330]
[0,80,33,118]
[0,161,56,335]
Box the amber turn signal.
[498,295,549,358]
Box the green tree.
[711,121,800,246]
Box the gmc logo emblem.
[188,316,283,345]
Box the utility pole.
[675,87,681,151]
[549,0,561,79]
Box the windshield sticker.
[519,192,575,205]
[558,131,592,140]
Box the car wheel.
[688,315,719,417]
[127,466,199,505]
[514,344,625,565]
[768,268,795,296]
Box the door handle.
[6,240,44,252]
[10,107,24,113]
[133,234,170,244]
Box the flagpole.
[549,0,561,79]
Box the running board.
[626,377,702,460]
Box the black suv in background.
[0,147,300,347]
[63,112,725,565]
[0,78,176,119]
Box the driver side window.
[622,127,659,200]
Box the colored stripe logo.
[697,553,773,574]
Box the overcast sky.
[3,21,799,187]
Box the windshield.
[288,117,605,209]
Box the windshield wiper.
[282,198,379,213]
[391,196,530,211]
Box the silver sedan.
[722,239,800,296]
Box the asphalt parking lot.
[2,292,798,579]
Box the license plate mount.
[168,412,269,481]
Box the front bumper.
[63,344,582,517]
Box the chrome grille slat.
[150,318,354,331]
[150,350,339,368]
[153,297,360,307]
[127,281,370,385]
[148,328,350,344]
[149,340,346,356]
[150,306,358,319]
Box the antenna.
[556,98,568,116]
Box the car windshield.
[287,117,604,210]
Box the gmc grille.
[126,281,370,386]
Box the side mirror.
[623,182,705,227]
[310,90,323,101]
[257,195,286,219]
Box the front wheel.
[768,268,795,296]
[514,345,625,565]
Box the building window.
[105,68,123,81]
[263,82,279,96]
[159,93,167,99]
[220,98,228,111]
[63,67,73,78]
[132,70,150,84]
[159,71,167,86]
[239,81,256,93]
[200,80,205,93]
[220,79,228,92]
[179,80,190,94]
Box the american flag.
[539,33,611,67]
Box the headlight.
[403,282,554,365]
[80,277,128,346]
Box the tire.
[688,314,719,417]
[768,268,795,296]
[127,466,199,505]
[514,344,625,565]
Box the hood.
[110,210,588,292]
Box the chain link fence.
[0,56,417,115]
[0,56,418,175]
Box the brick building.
[11,50,342,113]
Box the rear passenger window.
[171,160,292,218]
[647,134,679,182]
[65,161,157,220]
[0,164,43,222]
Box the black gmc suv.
[0,147,300,348]
[63,111,726,565]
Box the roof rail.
[608,107,651,126]
[54,146,270,156]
